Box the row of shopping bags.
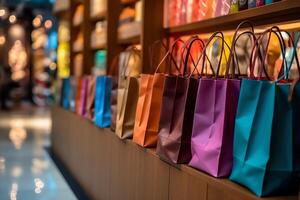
[60,23,300,197]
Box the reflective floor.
[0,107,77,200]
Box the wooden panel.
[167,0,300,36]
[52,107,298,200]
[141,0,166,74]
[169,167,207,200]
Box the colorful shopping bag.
[156,36,204,163]
[189,26,256,177]
[69,77,78,112]
[75,76,88,116]
[133,40,182,147]
[85,76,96,120]
[94,76,112,128]
[230,28,300,196]
[116,47,141,139]
[61,78,71,109]
[75,77,82,114]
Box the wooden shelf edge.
[53,9,70,17]
[118,35,140,45]
[90,11,107,22]
[121,0,140,7]
[91,45,107,51]
[167,0,300,36]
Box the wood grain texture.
[51,107,298,200]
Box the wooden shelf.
[52,107,298,200]
[91,44,106,51]
[121,0,139,7]
[167,0,300,36]
[53,9,70,17]
[90,11,107,22]
[73,21,83,28]
[118,35,140,45]
[73,49,83,54]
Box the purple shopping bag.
[157,36,204,164]
[189,25,256,177]
[78,76,89,116]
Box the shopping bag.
[61,78,71,109]
[69,77,78,112]
[94,76,112,127]
[230,28,300,196]
[133,40,180,147]
[116,47,141,139]
[85,76,96,120]
[110,57,120,131]
[75,76,88,116]
[156,36,204,163]
[189,25,256,177]
[75,77,82,114]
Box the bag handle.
[225,21,256,78]
[155,38,184,75]
[181,35,214,77]
[121,46,142,77]
[276,30,300,81]
[249,27,287,81]
[199,32,231,77]
[182,36,205,77]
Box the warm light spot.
[9,127,27,150]
[33,17,42,27]
[10,183,18,200]
[49,62,57,70]
[44,20,53,29]
[0,9,6,17]
[0,35,6,45]
[34,178,44,194]
[9,15,16,24]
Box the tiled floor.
[0,107,77,200]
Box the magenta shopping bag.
[189,26,256,177]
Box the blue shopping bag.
[61,78,71,109]
[94,76,112,128]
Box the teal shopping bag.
[94,76,112,128]
[62,78,71,109]
[230,79,300,196]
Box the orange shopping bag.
[133,40,183,147]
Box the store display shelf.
[74,0,83,6]
[52,107,298,200]
[72,49,83,54]
[118,35,140,45]
[53,9,69,17]
[121,0,140,7]
[91,44,106,50]
[90,11,107,22]
[167,0,300,36]
[73,22,83,28]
